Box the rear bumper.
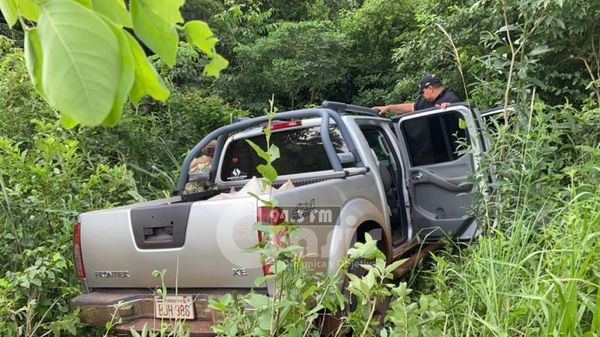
[72,289,258,336]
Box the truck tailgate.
[80,196,262,289]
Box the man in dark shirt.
[373,74,462,115]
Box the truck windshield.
[220,125,350,181]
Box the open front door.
[393,105,482,241]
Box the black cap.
[417,74,442,94]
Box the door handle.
[411,169,472,192]
[143,226,174,242]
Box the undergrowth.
[416,103,600,336]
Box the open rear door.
[393,105,482,241]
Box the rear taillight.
[73,223,86,278]
[256,207,287,275]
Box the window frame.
[218,124,354,183]
[399,110,470,167]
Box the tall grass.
[419,103,600,336]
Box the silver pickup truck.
[71,101,492,334]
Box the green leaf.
[257,163,278,182]
[0,279,10,288]
[30,277,42,287]
[60,114,79,129]
[385,258,407,274]
[39,0,121,126]
[274,260,287,273]
[458,118,467,129]
[258,312,271,330]
[18,0,40,22]
[268,144,280,162]
[131,0,178,67]
[204,53,229,78]
[125,31,170,103]
[184,20,217,55]
[73,0,92,8]
[24,28,44,95]
[129,328,141,337]
[0,0,17,27]
[245,293,270,310]
[591,290,600,333]
[221,293,233,306]
[260,178,269,190]
[102,22,135,127]
[529,45,552,56]
[208,299,227,312]
[149,0,184,24]
[247,192,277,207]
[254,274,275,287]
[245,139,270,162]
[264,126,272,139]
[92,0,132,27]
[525,76,546,89]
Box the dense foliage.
[0,35,247,336]
[1,0,599,336]
[421,103,600,336]
[0,0,228,128]
[197,0,599,112]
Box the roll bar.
[176,107,361,193]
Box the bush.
[419,104,600,336]
[0,38,249,336]
[0,120,142,336]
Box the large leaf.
[131,0,178,66]
[92,0,132,28]
[18,0,40,22]
[23,28,44,95]
[73,0,92,8]
[147,0,184,24]
[60,114,79,129]
[39,0,121,126]
[124,31,170,103]
[102,22,135,127]
[184,20,217,55]
[204,53,229,78]
[0,0,17,27]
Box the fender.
[326,196,390,274]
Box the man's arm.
[373,102,415,115]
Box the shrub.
[419,103,600,336]
[0,120,142,336]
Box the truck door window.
[361,128,393,164]
[221,126,351,181]
[401,111,467,166]
[360,126,407,244]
